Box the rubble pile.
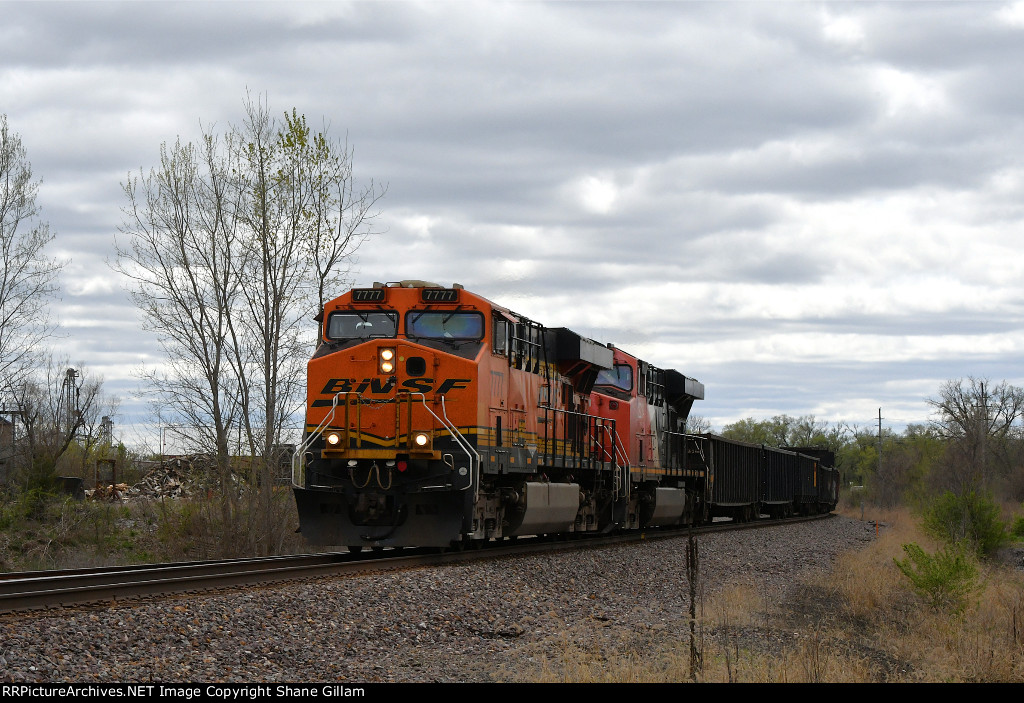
[83,453,290,502]
[89,482,131,501]
[130,465,192,499]
[88,462,198,502]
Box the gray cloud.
[4,1,1024,445]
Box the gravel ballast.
[0,516,877,683]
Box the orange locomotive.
[291,280,837,551]
[291,280,705,550]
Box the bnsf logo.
[319,377,472,395]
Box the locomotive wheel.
[347,546,363,554]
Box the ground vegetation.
[529,505,1024,683]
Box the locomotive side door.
[487,313,512,467]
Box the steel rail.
[0,514,833,616]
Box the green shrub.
[1011,514,1024,540]
[894,542,980,615]
[921,490,1007,558]
[0,502,19,531]
[0,487,61,528]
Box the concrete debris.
[83,453,291,502]
[87,463,194,502]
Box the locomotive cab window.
[406,311,484,340]
[492,316,508,354]
[595,364,633,392]
[326,311,398,339]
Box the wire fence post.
[687,526,701,681]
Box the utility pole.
[876,409,884,464]
[877,407,883,477]
[977,381,988,487]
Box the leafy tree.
[867,425,944,508]
[274,108,386,342]
[720,415,795,446]
[720,414,849,451]
[835,427,879,490]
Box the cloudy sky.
[4,0,1024,449]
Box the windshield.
[326,311,398,339]
[595,364,633,392]
[405,311,484,340]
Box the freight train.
[291,280,840,550]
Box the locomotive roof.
[344,280,702,396]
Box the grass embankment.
[527,506,1024,683]
[3,490,1022,682]
[0,487,305,571]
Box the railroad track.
[0,514,831,615]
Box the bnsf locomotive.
[291,280,839,550]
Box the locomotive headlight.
[412,432,431,448]
[379,347,396,374]
[325,431,342,446]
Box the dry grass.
[526,504,1024,683]
[0,486,307,571]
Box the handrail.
[441,395,482,504]
[680,432,711,468]
[610,429,631,502]
[411,393,481,503]
[292,391,481,500]
[664,428,700,473]
[536,404,629,503]
[537,405,618,469]
[291,391,346,487]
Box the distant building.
[0,415,13,483]
[0,415,11,448]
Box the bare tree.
[5,356,110,489]
[927,377,1024,492]
[0,115,65,387]
[231,103,386,498]
[116,133,245,526]
[115,96,384,555]
[291,111,386,342]
[685,415,712,434]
